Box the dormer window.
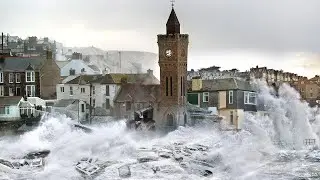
[26,71,35,82]
[69,69,76,75]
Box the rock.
[202,170,213,177]
[137,156,159,163]
[118,165,131,178]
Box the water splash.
[0,80,320,180]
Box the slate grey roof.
[88,64,100,72]
[1,57,45,71]
[53,99,79,107]
[56,61,70,69]
[188,78,255,92]
[0,97,22,106]
[114,84,160,103]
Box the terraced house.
[56,69,159,116]
[187,77,258,130]
[0,50,60,99]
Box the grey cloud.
[2,0,320,54]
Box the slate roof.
[88,64,100,72]
[109,73,160,84]
[53,99,79,107]
[56,61,70,69]
[114,84,160,103]
[0,96,22,106]
[65,74,109,84]
[188,78,255,92]
[0,57,45,71]
[64,73,160,85]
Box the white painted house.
[60,59,101,77]
[0,97,23,121]
[56,70,160,115]
[52,99,88,122]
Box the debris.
[151,166,160,174]
[118,165,131,178]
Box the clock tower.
[156,6,189,131]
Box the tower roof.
[166,8,180,35]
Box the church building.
[113,6,189,131]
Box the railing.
[304,139,316,146]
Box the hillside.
[62,46,160,78]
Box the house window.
[0,86,3,96]
[25,85,35,97]
[92,86,95,95]
[126,101,131,111]
[26,71,35,82]
[16,73,21,83]
[106,99,110,109]
[9,73,14,83]
[5,106,10,114]
[81,104,85,112]
[16,87,21,96]
[203,92,209,102]
[9,87,14,96]
[92,99,96,107]
[106,85,109,96]
[0,72,3,83]
[70,86,73,95]
[0,107,5,114]
[81,68,85,73]
[244,91,257,105]
[60,87,64,92]
[81,87,85,93]
[229,91,234,104]
[230,111,234,125]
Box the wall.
[0,105,20,121]
[218,91,227,109]
[218,109,243,130]
[56,83,120,110]
[40,53,61,99]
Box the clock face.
[165,49,173,57]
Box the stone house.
[0,50,60,99]
[187,77,257,129]
[56,70,159,116]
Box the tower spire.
[166,0,180,35]
[171,0,175,8]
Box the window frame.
[25,71,35,83]
[9,73,14,83]
[81,87,85,93]
[0,86,3,96]
[244,91,257,105]
[203,92,209,102]
[25,85,35,97]
[0,71,3,83]
[60,86,64,93]
[229,91,234,104]
[70,86,73,95]
[15,73,21,83]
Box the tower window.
[170,76,173,96]
[166,77,169,96]
[181,76,183,96]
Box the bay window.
[26,71,35,82]
[244,91,257,105]
[26,85,35,97]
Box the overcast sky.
[2,0,320,77]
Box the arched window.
[167,114,174,126]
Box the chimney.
[46,50,53,60]
[44,37,49,43]
[147,69,153,76]
[191,76,202,91]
